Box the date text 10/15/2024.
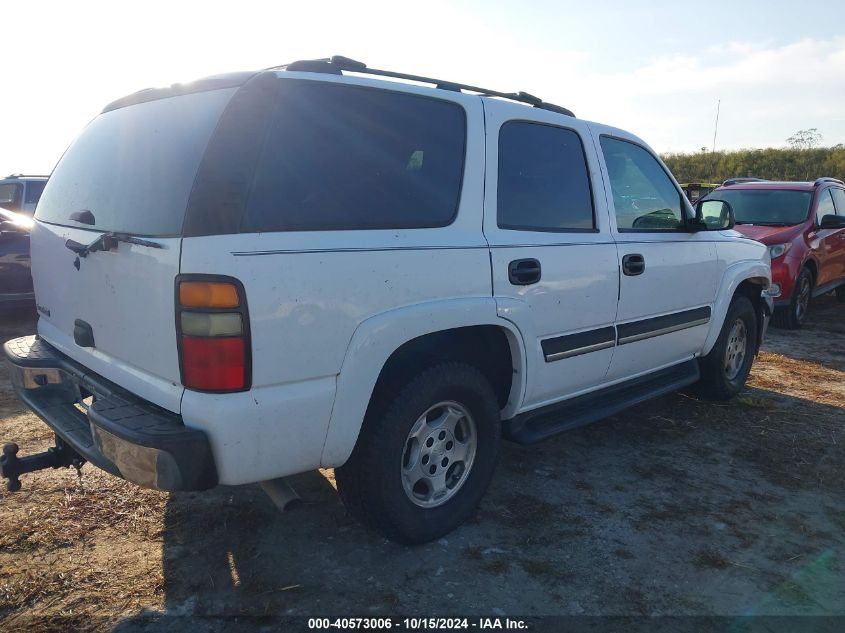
[307,618,529,630]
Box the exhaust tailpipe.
[260,477,301,512]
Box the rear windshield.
[36,88,236,236]
[706,189,813,226]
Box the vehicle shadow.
[763,294,845,372]
[114,380,845,630]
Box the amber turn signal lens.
[179,281,240,308]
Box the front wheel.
[697,295,758,400]
[773,268,813,329]
[335,362,500,544]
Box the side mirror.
[693,199,735,231]
[819,214,845,229]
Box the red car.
[705,178,845,328]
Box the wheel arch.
[320,298,526,467]
[702,261,771,356]
[802,257,818,284]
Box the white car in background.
[0,174,48,215]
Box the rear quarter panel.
[179,230,492,483]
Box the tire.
[697,295,758,401]
[772,267,813,329]
[836,284,845,302]
[335,361,500,544]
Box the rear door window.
[496,121,595,231]
[240,81,466,232]
[35,88,236,236]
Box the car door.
[828,187,845,285]
[812,187,844,289]
[592,127,721,382]
[483,105,619,410]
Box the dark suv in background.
[705,177,845,328]
[0,174,48,310]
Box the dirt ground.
[1,296,843,631]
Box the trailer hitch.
[1,437,85,492]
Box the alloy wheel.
[400,401,477,508]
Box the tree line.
[661,145,845,184]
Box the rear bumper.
[3,335,217,491]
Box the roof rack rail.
[814,177,845,186]
[4,173,49,179]
[722,177,768,186]
[270,55,575,118]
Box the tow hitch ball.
[1,437,85,492]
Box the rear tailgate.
[31,224,184,412]
[31,86,239,413]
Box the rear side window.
[241,82,466,232]
[497,122,594,231]
[0,183,22,211]
[600,136,685,231]
[36,88,236,236]
[24,181,46,205]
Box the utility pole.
[710,99,721,181]
[712,99,721,153]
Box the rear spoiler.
[101,71,258,113]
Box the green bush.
[661,146,845,184]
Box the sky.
[2,0,844,176]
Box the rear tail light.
[176,276,250,392]
[179,281,240,308]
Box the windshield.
[706,189,812,225]
[35,88,235,236]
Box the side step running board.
[504,359,700,444]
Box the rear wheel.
[773,268,813,329]
[336,361,500,544]
[697,295,758,400]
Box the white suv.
[2,57,773,543]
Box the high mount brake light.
[176,277,251,392]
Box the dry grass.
[518,559,574,584]
[0,473,167,553]
[693,548,732,570]
[0,470,167,629]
